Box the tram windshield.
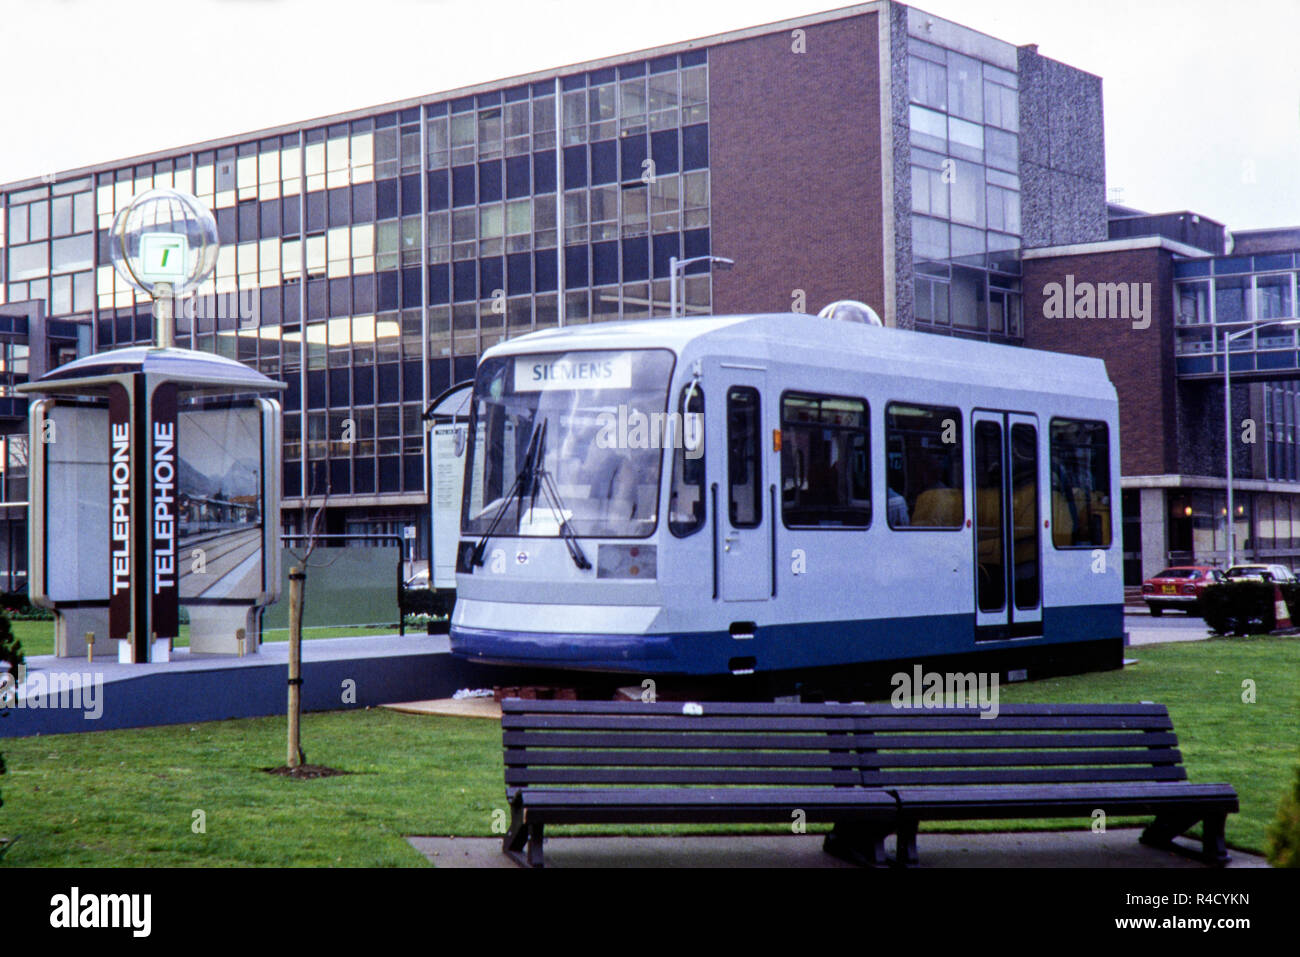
[461,349,676,539]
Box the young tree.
[283,484,328,770]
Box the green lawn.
[7,619,405,659]
[0,634,1295,866]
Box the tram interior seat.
[1052,490,1112,546]
[912,487,963,527]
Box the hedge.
[1198,580,1300,635]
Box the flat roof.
[1,1,1086,194]
[0,2,888,192]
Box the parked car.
[1224,563,1297,583]
[1141,566,1224,616]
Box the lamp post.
[1222,318,1300,566]
[669,255,734,318]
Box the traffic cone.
[1272,584,1294,633]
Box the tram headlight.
[596,544,657,580]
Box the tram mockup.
[448,312,1122,689]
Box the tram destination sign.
[514,352,631,391]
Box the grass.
[0,634,1295,866]
[949,635,1299,852]
[0,709,496,867]
[7,620,407,659]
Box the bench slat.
[504,748,1184,770]
[893,782,1238,813]
[520,787,898,808]
[503,714,1173,733]
[505,765,1187,787]
[506,768,866,786]
[502,730,1181,751]
[501,700,1170,717]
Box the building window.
[1176,281,1210,324]
[1256,274,1293,321]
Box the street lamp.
[1222,317,1300,566]
[669,255,734,318]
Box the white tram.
[449,311,1122,687]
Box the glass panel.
[780,393,870,527]
[886,403,964,529]
[461,349,676,538]
[1256,274,1293,320]
[726,386,762,528]
[974,420,1005,612]
[1050,419,1112,548]
[668,383,706,537]
[1215,276,1249,324]
[1011,423,1039,609]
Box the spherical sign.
[109,189,219,298]
[817,299,884,326]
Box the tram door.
[972,411,1043,640]
[716,366,771,602]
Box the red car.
[1141,566,1224,616]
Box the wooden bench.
[500,699,1238,868]
[501,698,899,867]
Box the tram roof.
[483,313,1115,402]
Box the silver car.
[1224,563,1297,583]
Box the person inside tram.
[558,411,639,526]
[911,451,961,526]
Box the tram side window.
[780,393,870,527]
[885,402,964,529]
[727,387,762,528]
[1050,418,1111,548]
[668,383,706,537]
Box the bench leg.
[526,821,545,868]
[502,804,527,857]
[895,821,919,868]
[1139,811,1199,851]
[1200,813,1230,867]
[1140,811,1230,867]
[823,823,889,868]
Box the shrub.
[0,590,30,614]
[1268,760,1300,867]
[0,613,13,839]
[399,586,454,619]
[1199,580,1300,635]
[0,613,21,680]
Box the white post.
[669,256,679,319]
[153,281,174,349]
[1225,327,1234,567]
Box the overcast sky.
[2,0,1296,231]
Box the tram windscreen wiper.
[470,417,592,571]
[526,420,592,571]
[469,418,545,567]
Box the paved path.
[1124,610,1211,647]
[409,830,1269,868]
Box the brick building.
[1024,212,1300,583]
